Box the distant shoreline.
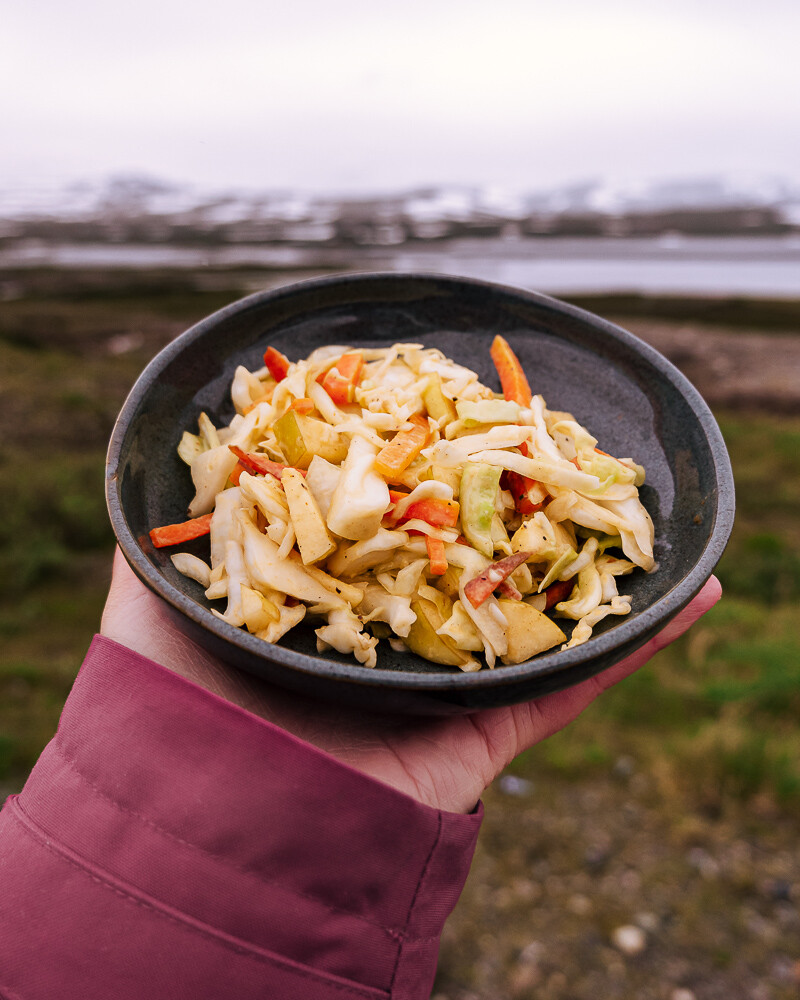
[2,235,799,300]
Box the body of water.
[3,235,800,298]
[390,235,800,298]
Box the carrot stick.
[318,352,364,405]
[425,536,448,575]
[464,550,531,608]
[264,346,291,382]
[374,415,429,478]
[543,578,575,610]
[503,470,547,515]
[490,335,532,407]
[149,513,213,548]
[395,497,460,528]
[228,445,305,480]
[290,397,315,414]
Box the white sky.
[1,0,798,195]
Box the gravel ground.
[435,768,800,999]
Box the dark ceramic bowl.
[106,272,734,713]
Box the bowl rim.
[106,270,735,694]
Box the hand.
[102,547,721,814]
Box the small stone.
[611,924,647,956]
[567,893,592,916]
[498,775,534,797]
[687,846,720,878]
[619,868,642,893]
[518,940,544,965]
[510,877,539,903]
[613,755,635,778]
[635,910,660,932]
[107,331,145,355]
[583,841,612,871]
[770,956,797,983]
[761,877,792,901]
[775,901,800,927]
[509,962,542,994]
[670,990,696,1000]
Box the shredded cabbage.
[160,340,656,669]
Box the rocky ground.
[435,768,800,1000]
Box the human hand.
[102,547,721,814]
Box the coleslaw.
[150,336,655,670]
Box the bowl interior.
[107,273,734,710]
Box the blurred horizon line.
[2,167,800,222]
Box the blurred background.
[1,2,799,997]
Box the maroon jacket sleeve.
[0,636,482,1000]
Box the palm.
[102,548,720,814]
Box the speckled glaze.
[106,273,735,713]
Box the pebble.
[770,956,798,983]
[518,940,544,965]
[583,842,612,871]
[669,990,696,1000]
[635,911,660,932]
[498,775,534,797]
[619,868,643,893]
[611,924,647,956]
[107,331,145,356]
[613,755,635,778]
[761,877,793,901]
[687,846,721,878]
[567,893,592,916]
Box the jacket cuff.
[0,635,481,999]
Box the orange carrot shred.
[503,470,546,515]
[149,513,213,548]
[464,550,531,608]
[426,535,448,576]
[543,578,575,610]
[228,446,304,479]
[264,346,291,382]
[290,397,315,415]
[318,352,364,405]
[490,334,532,407]
[394,497,460,528]
[374,415,429,478]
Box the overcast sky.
[2,0,798,195]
